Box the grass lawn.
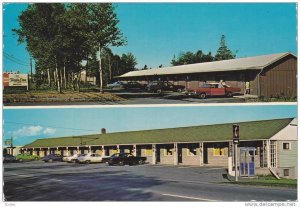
[227,176,297,188]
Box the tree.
[85,3,126,93]
[120,52,137,73]
[170,50,214,66]
[214,35,236,61]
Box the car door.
[210,84,225,96]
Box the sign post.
[233,124,240,182]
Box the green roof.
[24,118,292,148]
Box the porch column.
[77,146,80,154]
[174,143,178,165]
[117,145,120,153]
[88,146,91,153]
[152,144,156,164]
[47,147,50,155]
[266,140,271,168]
[132,145,137,156]
[199,142,204,166]
[102,146,106,156]
[66,147,69,156]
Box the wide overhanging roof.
[23,118,292,148]
[118,52,296,78]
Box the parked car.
[105,153,147,166]
[107,81,126,89]
[77,153,109,164]
[185,83,241,99]
[3,154,16,163]
[146,81,185,93]
[62,154,85,163]
[16,153,40,162]
[123,81,146,90]
[41,154,63,162]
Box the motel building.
[117,52,297,98]
[21,118,297,179]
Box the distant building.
[117,52,297,98]
[80,70,96,86]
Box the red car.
[186,83,241,99]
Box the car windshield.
[111,153,120,158]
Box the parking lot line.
[162,193,219,201]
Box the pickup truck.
[185,83,241,99]
[104,153,147,166]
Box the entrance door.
[156,147,160,163]
[203,146,208,164]
[178,146,182,164]
[240,147,256,177]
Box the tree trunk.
[98,44,103,93]
[85,56,88,84]
[108,56,112,81]
[53,70,57,87]
[77,72,81,92]
[55,63,61,93]
[60,66,63,90]
[63,63,66,89]
[47,69,51,87]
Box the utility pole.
[233,124,240,182]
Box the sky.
[3,104,297,146]
[2,3,297,73]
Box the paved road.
[3,162,297,201]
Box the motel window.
[164,147,173,156]
[283,143,290,150]
[187,146,197,156]
[145,148,153,156]
[213,145,225,156]
[283,169,290,176]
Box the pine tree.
[214,35,236,61]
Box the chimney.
[101,128,106,134]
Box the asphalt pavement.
[3,161,297,201]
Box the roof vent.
[101,128,106,134]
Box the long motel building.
[22,118,297,179]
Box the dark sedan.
[3,154,16,163]
[41,154,63,162]
[105,153,147,166]
[146,81,185,93]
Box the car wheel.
[19,159,23,162]
[85,160,91,164]
[71,159,77,163]
[138,160,143,165]
[156,89,162,94]
[177,89,182,92]
[118,161,124,166]
[199,93,207,99]
[48,159,53,163]
[226,92,233,97]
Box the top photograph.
[3,3,297,106]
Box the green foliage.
[214,35,236,61]
[171,50,214,66]
[13,3,129,92]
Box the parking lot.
[3,161,297,201]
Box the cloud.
[12,125,56,137]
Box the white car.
[62,154,85,163]
[77,153,109,164]
[107,81,125,89]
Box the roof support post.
[174,143,178,165]
[117,145,120,153]
[132,145,137,156]
[152,144,156,165]
[101,146,105,157]
[77,146,80,154]
[199,142,204,166]
[266,140,271,168]
[88,146,91,153]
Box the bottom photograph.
[3,104,297,202]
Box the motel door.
[240,147,256,177]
